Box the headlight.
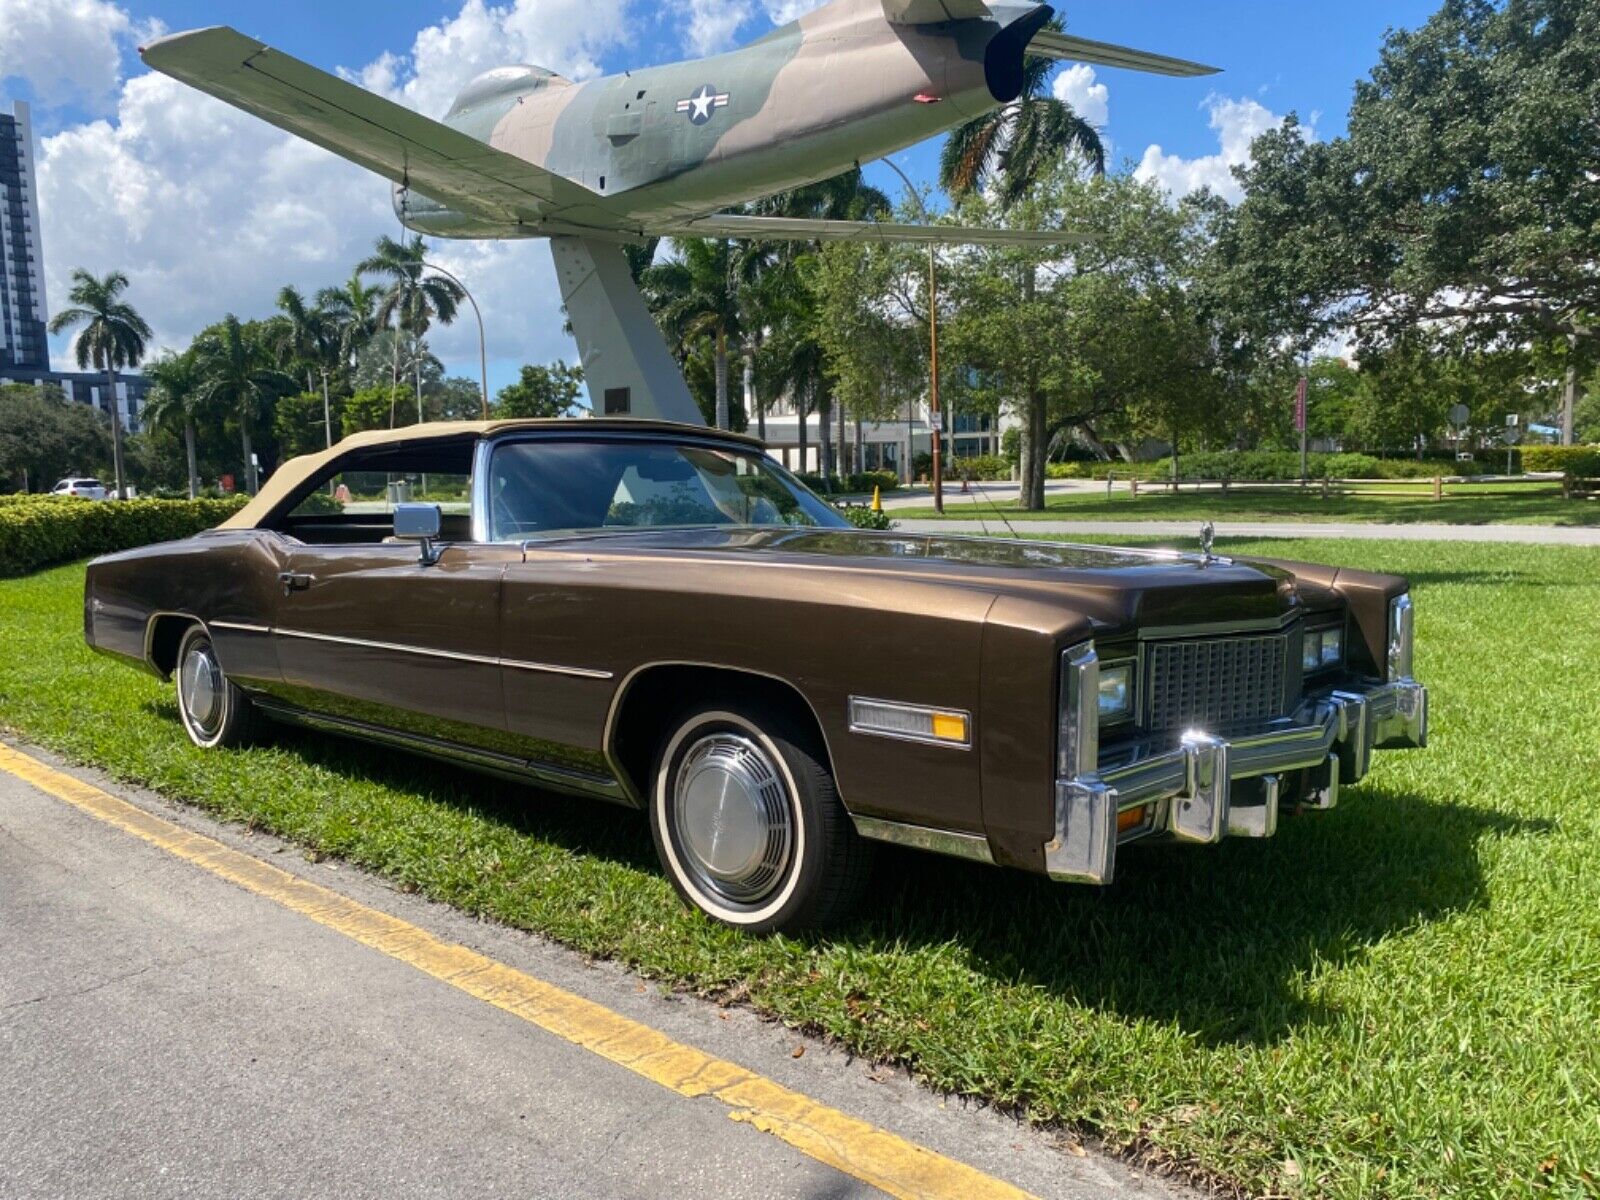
[1388,593,1414,680]
[1097,663,1133,722]
[1303,625,1345,671]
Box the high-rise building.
[0,99,151,438]
[0,100,49,372]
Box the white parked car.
[50,478,109,500]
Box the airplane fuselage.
[400,0,1046,237]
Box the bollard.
[1131,477,1139,499]
[1433,475,1442,501]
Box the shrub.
[945,454,1011,481]
[1522,445,1600,480]
[835,504,894,530]
[796,470,899,495]
[0,495,249,577]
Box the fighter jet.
[141,0,1215,422]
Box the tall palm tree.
[315,272,380,372]
[141,351,207,499]
[192,314,296,495]
[357,235,465,426]
[47,269,152,499]
[273,285,340,448]
[938,19,1105,207]
[643,238,743,429]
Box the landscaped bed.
[1,538,1596,1198]
[892,483,1600,526]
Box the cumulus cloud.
[1051,63,1107,130]
[683,0,754,55]
[33,0,636,385]
[0,0,137,111]
[762,0,823,25]
[1134,95,1297,203]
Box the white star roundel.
[675,83,731,125]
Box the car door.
[271,538,524,757]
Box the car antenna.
[972,466,1020,540]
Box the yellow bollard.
[871,485,883,513]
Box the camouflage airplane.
[141,1,1215,422]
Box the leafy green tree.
[644,238,743,430]
[432,376,490,421]
[141,350,208,498]
[493,362,585,418]
[1221,0,1600,441]
[0,383,112,492]
[316,272,381,373]
[47,269,152,499]
[274,391,344,460]
[192,314,297,494]
[340,387,401,438]
[357,235,466,426]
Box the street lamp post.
[880,159,944,514]
[421,260,490,418]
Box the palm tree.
[316,272,380,372]
[643,238,743,429]
[357,235,465,426]
[273,285,339,448]
[192,314,297,495]
[47,269,152,499]
[938,19,1105,207]
[142,351,207,499]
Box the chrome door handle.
[278,571,313,595]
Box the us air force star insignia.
[676,83,730,125]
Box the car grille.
[1145,634,1293,735]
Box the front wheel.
[649,700,871,934]
[175,625,260,749]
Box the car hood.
[531,526,1328,631]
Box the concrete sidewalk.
[889,518,1600,545]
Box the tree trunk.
[321,370,333,448]
[184,419,198,500]
[389,330,401,428]
[106,366,127,500]
[1562,348,1577,446]
[819,394,833,481]
[241,412,258,495]
[744,350,762,442]
[714,330,730,430]
[838,391,848,475]
[1020,392,1048,510]
[797,394,809,473]
[415,360,424,426]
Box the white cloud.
[0,0,134,111]
[684,0,753,55]
[1134,95,1299,203]
[1051,63,1107,130]
[32,0,635,388]
[761,0,821,24]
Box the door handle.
[278,571,313,595]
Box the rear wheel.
[175,625,259,749]
[649,699,871,934]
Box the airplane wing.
[138,27,619,228]
[1027,29,1219,77]
[664,213,1085,246]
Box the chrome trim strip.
[851,815,995,865]
[1136,609,1302,640]
[211,620,271,634]
[272,626,613,679]
[846,696,972,750]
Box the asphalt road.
[0,746,1185,1200]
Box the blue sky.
[2,0,1440,393]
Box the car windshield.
[486,438,847,541]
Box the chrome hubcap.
[180,643,223,734]
[672,732,793,906]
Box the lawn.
[2,540,1597,1198]
[892,482,1600,526]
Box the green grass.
[893,482,1600,526]
[2,540,1598,1198]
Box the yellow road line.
[0,743,1034,1200]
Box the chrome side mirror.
[393,502,443,566]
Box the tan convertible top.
[218,417,761,530]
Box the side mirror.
[393,502,443,566]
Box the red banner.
[1294,377,1308,433]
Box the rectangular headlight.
[1303,630,1323,671]
[1097,663,1133,722]
[1388,593,1414,681]
[1303,625,1345,672]
[1320,626,1343,666]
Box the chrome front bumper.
[1045,677,1428,885]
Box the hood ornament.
[1198,520,1216,564]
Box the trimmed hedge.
[0,495,249,577]
[796,470,900,495]
[1522,445,1600,480]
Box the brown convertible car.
[84,419,1428,932]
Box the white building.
[755,391,1002,479]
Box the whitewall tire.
[175,625,259,749]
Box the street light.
[880,158,944,514]
[421,259,490,419]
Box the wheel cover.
[672,732,794,907]
[180,642,224,735]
